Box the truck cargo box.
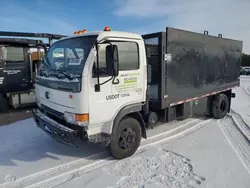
[143,27,242,110]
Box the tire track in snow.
[228,110,250,140]
[0,119,198,188]
[0,119,211,188]
[243,86,250,97]
[219,116,250,175]
[34,119,211,188]
[238,79,250,98]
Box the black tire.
[146,112,158,127]
[212,93,229,119]
[0,94,8,112]
[109,117,142,159]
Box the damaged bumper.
[32,108,111,147]
[32,108,78,147]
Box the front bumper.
[33,108,111,147]
[32,108,79,147]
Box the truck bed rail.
[0,31,66,45]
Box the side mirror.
[106,44,119,77]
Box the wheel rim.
[118,128,136,150]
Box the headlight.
[64,112,89,126]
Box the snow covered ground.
[0,77,250,188]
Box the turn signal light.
[75,114,89,122]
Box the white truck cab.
[33,27,241,159]
[33,27,148,159]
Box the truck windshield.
[39,36,97,80]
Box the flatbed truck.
[0,31,66,111]
[33,27,242,159]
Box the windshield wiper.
[55,70,74,81]
[39,54,76,81]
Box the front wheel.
[109,117,142,159]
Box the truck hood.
[35,84,78,113]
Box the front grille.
[40,104,65,126]
[41,104,64,120]
[39,104,87,133]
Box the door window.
[0,46,24,62]
[93,41,139,77]
[0,46,25,68]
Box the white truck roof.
[56,30,143,42]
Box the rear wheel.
[146,111,158,127]
[109,117,142,159]
[212,93,229,119]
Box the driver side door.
[88,39,143,135]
